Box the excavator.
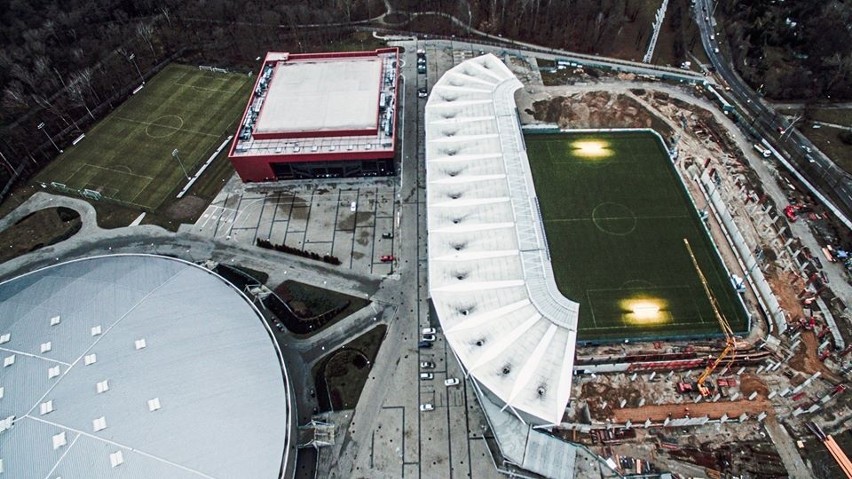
[681,238,738,397]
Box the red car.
[784,205,798,222]
[380,255,394,262]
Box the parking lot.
[186,177,400,276]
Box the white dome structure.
[0,255,292,478]
[425,54,578,425]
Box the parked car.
[444,378,460,387]
[420,403,434,411]
[420,361,435,369]
[380,255,394,262]
[420,372,434,380]
[417,64,426,74]
[382,232,394,239]
[421,327,436,335]
[418,340,433,349]
[418,87,428,98]
[421,334,436,342]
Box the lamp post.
[128,53,145,85]
[37,122,62,153]
[172,148,190,180]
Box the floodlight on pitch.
[621,298,670,325]
[631,303,660,319]
[572,140,613,158]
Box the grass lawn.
[35,64,253,212]
[0,207,80,264]
[525,131,749,342]
[313,325,387,412]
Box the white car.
[420,372,433,380]
[420,361,435,369]
[421,327,436,335]
[444,378,460,387]
[421,334,436,342]
[420,403,434,411]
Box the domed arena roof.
[0,255,292,478]
[425,54,579,425]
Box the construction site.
[504,54,852,478]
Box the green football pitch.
[36,64,253,211]
[525,131,749,343]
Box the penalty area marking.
[172,81,243,94]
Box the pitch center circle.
[592,202,637,236]
[145,115,184,138]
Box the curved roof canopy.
[0,255,291,478]
[425,54,578,425]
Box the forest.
[1,0,849,188]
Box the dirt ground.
[612,397,773,423]
[739,373,769,397]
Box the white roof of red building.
[256,57,382,134]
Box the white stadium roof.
[425,54,579,425]
[0,255,292,478]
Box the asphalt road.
[694,0,852,223]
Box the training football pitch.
[36,64,253,211]
[525,131,749,343]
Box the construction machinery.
[683,238,738,396]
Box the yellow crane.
[683,238,737,396]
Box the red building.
[228,48,400,181]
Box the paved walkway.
[764,417,816,479]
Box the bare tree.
[2,82,30,113]
[160,6,172,26]
[75,68,102,103]
[68,72,96,119]
[137,22,157,56]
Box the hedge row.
[255,238,342,265]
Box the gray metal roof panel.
[0,255,291,479]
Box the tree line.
[717,0,851,101]
[0,0,379,188]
